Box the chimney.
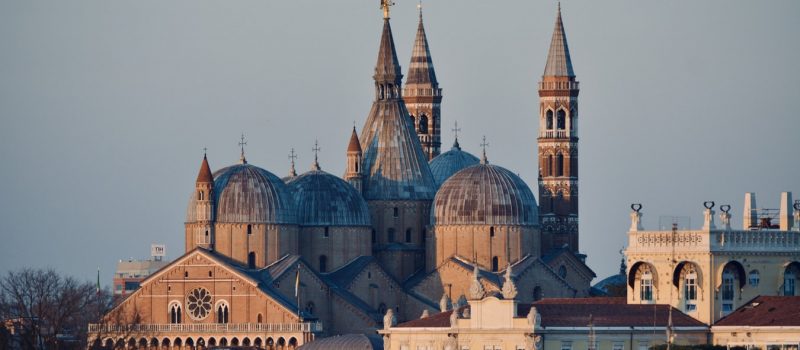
[743,193,757,230]
[780,192,794,231]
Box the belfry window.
[640,270,653,301]
[198,191,204,200]
[546,110,554,130]
[557,110,566,130]
[555,154,564,177]
[419,115,429,134]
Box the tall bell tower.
[538,3,580,253]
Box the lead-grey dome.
[432,163,538,226]
[187,163,296,224]
[287,170,371,227]
[429,141,480,186]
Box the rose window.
[186,288,213,320]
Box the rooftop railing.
[88,322,322,334]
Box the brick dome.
[432,164,538,226]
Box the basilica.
[91,2,594,348]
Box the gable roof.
[522,298,706,328]
[714,296,800,327]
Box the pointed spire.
[543,2,575,77]
[405,2,439,87]
[311,140,321,171]
[347,127,362,153]
[287,148,298,178]
[196,151,214,183]
[374,8,403,86]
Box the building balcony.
[88,322,323,335]
[539,130,573,138]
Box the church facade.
[91,2,594,348]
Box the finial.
[418,0,423,19]
[558,1,561,15]
[288,148,298,177]
[451,121,462,149]
[381,0,395,19]
[238,133,248,164]
[619,247,626,275]
[312,140,321,170]
[480,135,489,164]
[203,147,208,157]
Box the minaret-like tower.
[185,152,215,252]
[345,127,364,193]
[359,1,437,282]
[538,4,580,253]
[403,4,442,160]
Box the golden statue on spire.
[380,0,395,19]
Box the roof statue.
[383,308,396,330]
[439,293,451,311]
[501,265,518,299]
[468,264,485,300]
[420,309,429,319]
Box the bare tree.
[0,268,112,350]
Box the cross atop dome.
[480,135,489,164]
[312,140,321,171]
[239,133,248,164]
[288,148,298,178]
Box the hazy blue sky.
[1,1,798,285]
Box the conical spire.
[347,127,362,153]
[405,6,438,87]
[543,3,575,77]
[359,11,437,201]
[374,18,403,85]
[196,152,213,183]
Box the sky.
[0,0,798,286]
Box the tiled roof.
[196,154,213,183]
[428,144,479,186]
[297,334,383,350]
[287,170,371,227]
[347,127,362,153]
[714,296,800,327]
[432,164,538,226]
[522,298,706,328]
[359,17,437,201]
[543,4,575,78]
[405,12,438,87]
[394,307,463,328]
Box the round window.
[186,288,213,320]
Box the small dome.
[429,142,480,186]
[287,170,371,227]
[432,164,538,226]
[187,164,297,224]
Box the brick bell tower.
[538,3,580,254]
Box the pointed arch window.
[198,190,204,200]
[216,302,229,324]
[492,256,499,272]
[546,110,554,130]
[257,313,263,323]
[557,109,566,130]
[169,302,182,324]
[418,115,429,134]
[555,154,564,177]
